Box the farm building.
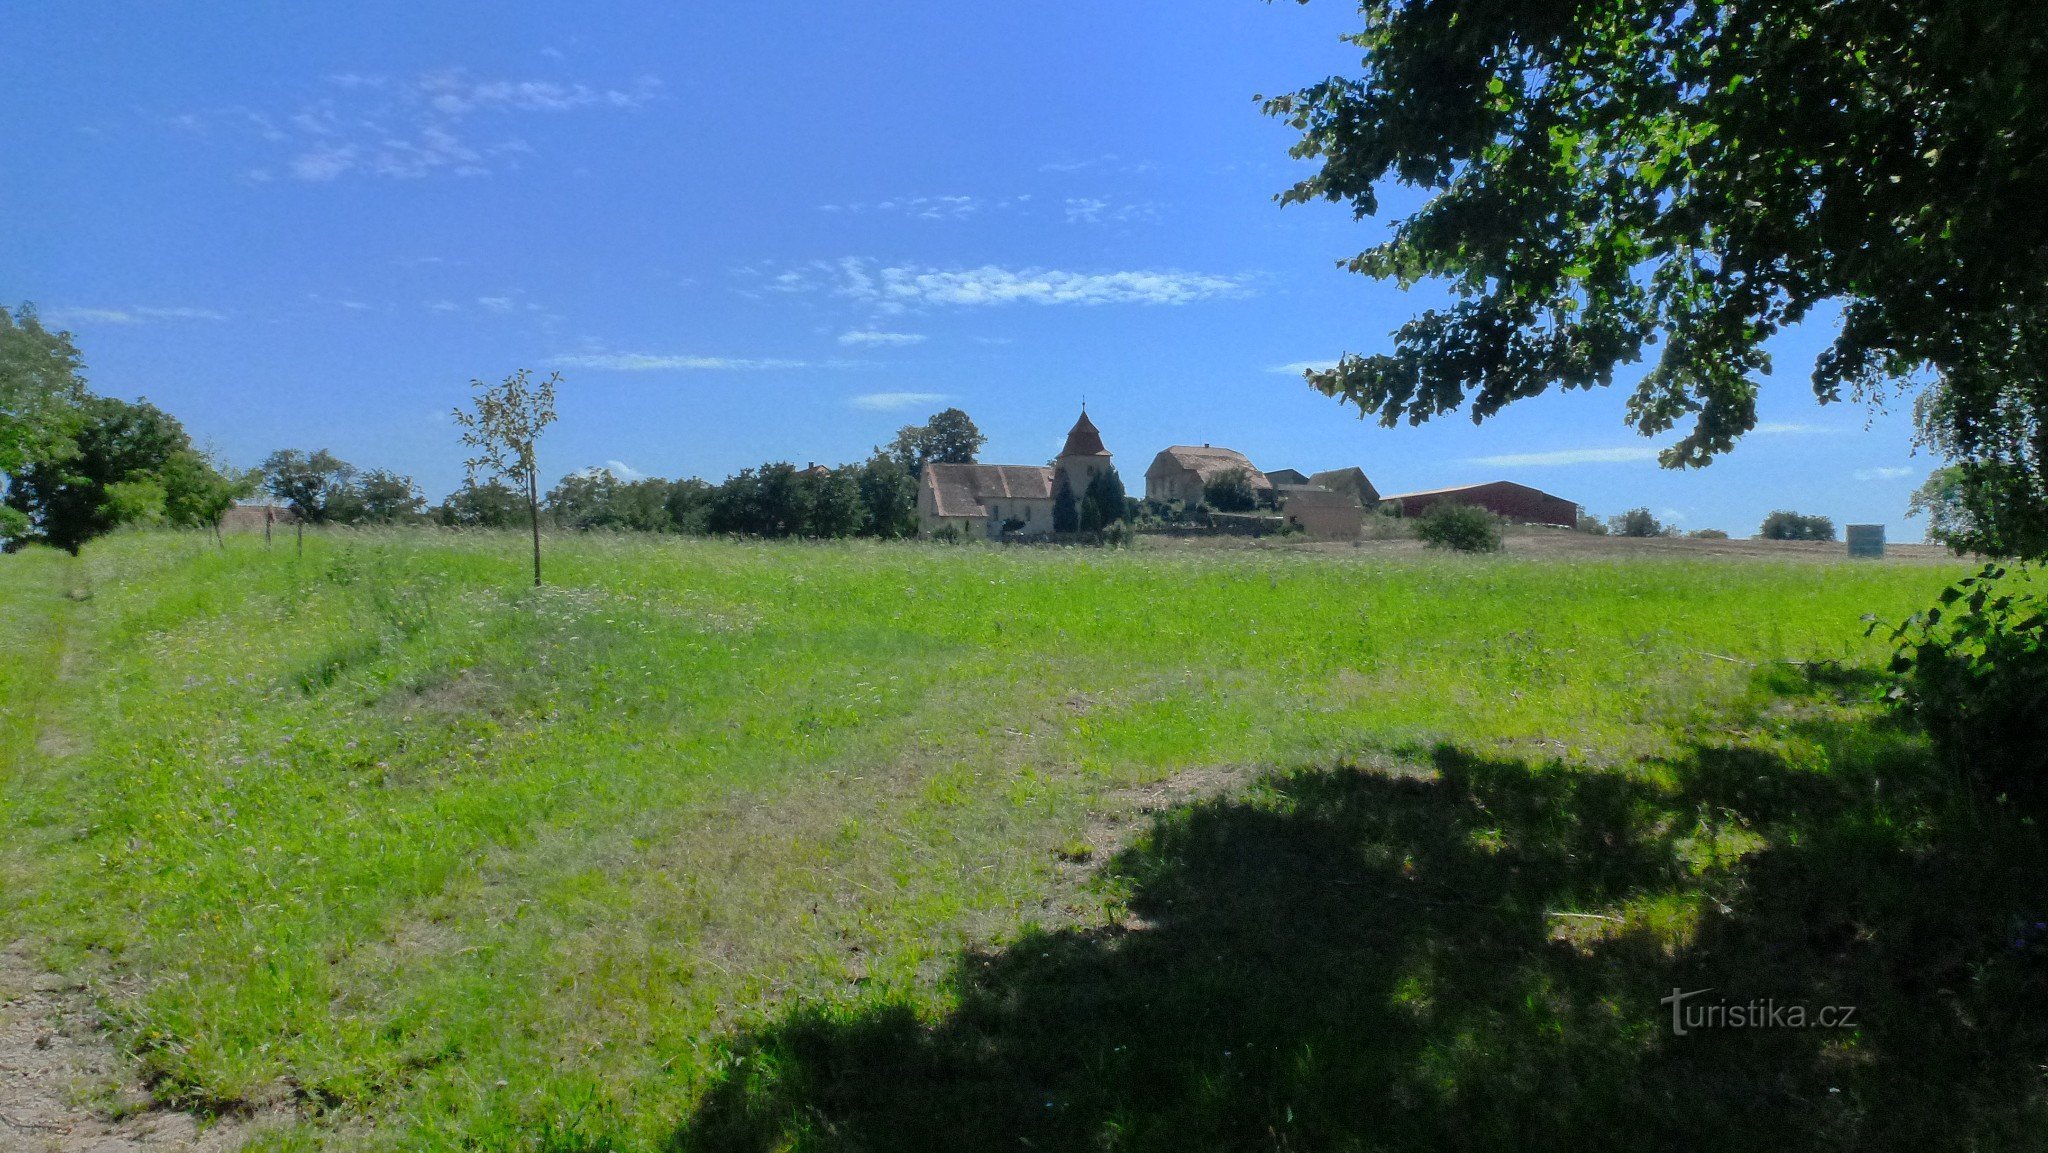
[1306,467,1380,509]
[219,503,298,532]
[1278,485,1364,539]
[917,410,1115,539]
[1380,481,1579,527]
[1264,467,1309,486]
[1144,445,1272,504]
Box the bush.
[1759,510,1836,541]
[1873,564,2048,801]
[1688,528,1729,540]
[1203,468,1257,512]
[1608,507,1669,537]
[1414,502,1502,552]
[1574,513,1609,535]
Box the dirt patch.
[0,946,286,1152]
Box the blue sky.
[4,2,1937,536]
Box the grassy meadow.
[3,530,2044,1150]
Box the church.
[916,410,1113,539]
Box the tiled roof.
[923,463,1055,519]
[1148,446,1273,488]
[1059,410,1110,457]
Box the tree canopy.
[888,408,986,477]
[1266,0,2048,540]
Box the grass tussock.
[1,529,2038,1150]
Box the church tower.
[1053,408,1113,497]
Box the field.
[2,530,2044,1151]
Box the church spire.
[1058,408,1109,458]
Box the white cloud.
[424,300,461,312]
[1753,421,1847,435]
[46,305,226,326]
[1854,466,1915,481]
[816,195,980,220]
[603,460,647,481]
[1268,359,1339,375]
[1468,445,1664,467]
[850,391,948,411]
[548,353,815,371]
[197,69,660,183]
[827,259,1249,308]
[839,330,926,347]
[476,296,521,312]
[1063,197,1161,226]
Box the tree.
[546,469,623,530]
[1080,465,1130,534]
[355,469,425,524]
[888,408,985,477]
[1202,467,1257,513]
[6,396,195,554]
[262,449,357,524]
[664,478,715,535]
[707,463,811,537]
[453,369,559,586]
[1908,466,1995,556]
[1414,502,1503,553]
[1759,510,1837,542]
[853,453,918,539]
[435,480,527,529]
[163,450,257,542]
[1052,476,1079,534]
[1265,0,2048,529]
[802,470,865,538]
[0,305,87,479]
[1608,508,1670,538]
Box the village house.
[917,410,1114,539]
[1143,445,1272,504]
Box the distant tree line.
[2,305,254,553]
[436,408,984,540]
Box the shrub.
[1759,509,1836,541]
[1575,513,1609,535]
[1414,502,1502,552]
[1203,468,1257,512]
[1608,507,1669,537]
[1872,564,2048,801]
[1688,528,1729,539]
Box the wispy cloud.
[1063,196,1160,226]
[185,68,660,182]
[838,330,926,347]
[603,460,647,481]
[1854,465,1915,481]
[548,353,816,372]
[1268,359,1339,375]
[1468,445,1664,467]
[814,258,1249,309]
[1753,421,1848,436]
[46,305,228,326]
[849,391,948,411]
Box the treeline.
[1,306,254,553]
[466,407,983,538]
[262,408,990,541]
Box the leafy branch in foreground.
[1265,0,2048,500]
[453,369,559,586]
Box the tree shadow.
[673,672,2048,1152]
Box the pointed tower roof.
[1058,409,1110,458]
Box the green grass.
[2,529,2042,1150]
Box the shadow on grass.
[673,671,2048,1152]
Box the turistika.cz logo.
[1661,988,1859,1036]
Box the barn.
[1380,481,1578,527]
